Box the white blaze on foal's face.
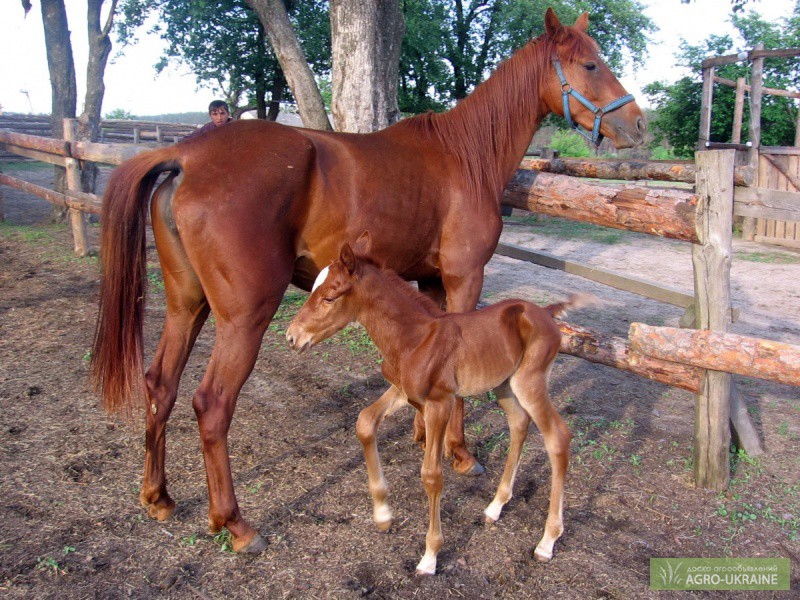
[312,266,330,293]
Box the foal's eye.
[584,62,597,71]
[322,297,336,304]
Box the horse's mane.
[359,258,444,317]
[397,25,598,202]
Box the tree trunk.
[330,0,404,132]
[40,0,77,222]
[79,0,117,195]
[246,0,332,131]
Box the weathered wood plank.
[0,173,102,214]
[494,242,694,307]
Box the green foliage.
[104,108,133,119]
[650,146,680,160]
[398,0,655,111]
[549,129,592,157]
[116,0,329,112]
[645,6,800,155]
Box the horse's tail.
[544,293,600,319]
[90,146,182,416]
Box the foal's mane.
[359,259,444,317]
[398,25,598,202]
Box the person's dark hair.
[208,100,229,113]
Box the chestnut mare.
[91,9,643,554]
[286,239,588,575]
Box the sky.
[0,0,795,117]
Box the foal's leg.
[510,368,571,562]
[141,185,210,520]
[484,382,531,523]
[355,386,408,531]
[416,395,454,576]
[416,276,484,476]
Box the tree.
[397,0,655,111]
[24,0,118,223]
[644,7,800,157]
[246,0,332,129]
[330,0,404,132]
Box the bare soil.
[1,163,798,599]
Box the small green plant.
[179,533,199,547]
[213,529,234,553]
[629,454,642,466]
[147,268,165,291]
[734,251,800,265]
[778,422,789,436]
[36,556,61,574]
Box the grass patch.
[0,160,51,172]
[504,214,625,244]
[734,250,800,265]
[0,221,55,243]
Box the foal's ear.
[544,8,564,39]
[340,242,357,274]
[353,230,372,257]
[573,12,589,32]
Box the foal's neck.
[354,268,436,358]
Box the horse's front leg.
[355,386,408,531]
[416,275,485,476]
[416,394,453,576]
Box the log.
[713,75,800,99]
[0,129,70,157]
[72,140,151,165]
[0,173,102,214]
[629,324,800,388]
[502,170,700,243]
[557,321,703,392]
[519,156,754,186]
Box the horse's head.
[286,242,363,354]
[542,8,645,148]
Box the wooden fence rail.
[4,121,800,490]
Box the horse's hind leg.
[510,365,570,562]
[355,385,408,531]
[484,381,531,523]
[141,176,210,520]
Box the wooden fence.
[2,119,800,491]
[699,45,800,248]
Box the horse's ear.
[574,11,589,32]
[353,230,372,257]
[340,242,356,275]
[545,7,564,39]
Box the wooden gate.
[756,147,800,248]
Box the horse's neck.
[355,270,434,358]
[433,37,551,199]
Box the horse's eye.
[584,62,597,71]
[322,297,336,304]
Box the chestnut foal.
[286,241,580,575]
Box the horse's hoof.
[375,518,393,533]
[453,458,485,477]
[534,547,553,562]
[234,532,267,554]
[147,500,176,521]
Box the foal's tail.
[544,293,600,319]
[90,146,182,415]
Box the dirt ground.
[1,162,798,599]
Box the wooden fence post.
[63,119,89,257]
[692,149,735,490]
[742,44,765,241]
[697,65,715,151]
[731,77,746,144]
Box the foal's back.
[440,300,562,397]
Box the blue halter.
[552,55,635,147]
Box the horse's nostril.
[637,117,646,133]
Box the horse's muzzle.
[285,326,312,354]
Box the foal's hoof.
[452,457,485,477]
[234,532,268,554]
[533,547,554,562]
[375,518,393,533]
